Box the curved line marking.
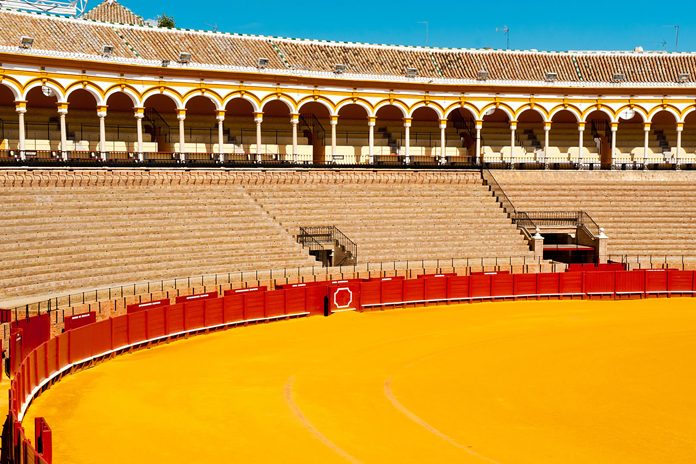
[284,376,362,464]
[384,377,500,464]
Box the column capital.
[176,108,187,120]
[677,122,685,131]
[134,106,145,118]
[475,120,483,130]
[97,105,108,118]
[56,101,69,114]
[643,122,652,130]
[439,118,448,128]
[290,113,300,124]
[216,109,226,121]
[544,121,552,131]
[610,122,619,131]
[578,122,586,130]
[509,120,518,130]
[330,115,339,125]
[403,117,412,127]
[254,111,264,123]
[367,116,376,126]
[14,100,27,110]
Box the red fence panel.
[513,274,538,296]
[175,291,218,304]
[127,312,148,344]
[46,337,58,378]
[359,280,382,307]
[537,273,560,295]
[645,270,668,293]
[34,344,46,387]
[146,306,167,339]
[183,301,206,331]
[329,283,361,312]
[285,287,307,315]
[9,330,22,375]
[306,285,329,315]
[223,287,267,297]
[126,299,170,314]
[424,276,448,301]
[223,295,244,323]
[63,312,96,331]
[380,277,404,304]
[470,274,491,298]
[204,298,224,327]
[264,290,286,318]
[90,319,112,356]
[111,316,129,351]
[244,291,266,320]
[68,325,93,363]
[668,270,695,293]
[403,279,425,303]
[491,273,514,297]
[165,303,185,335]
[447,275,470,300]
[614,270,645,294]
[559,272,583,295]
[584,271,615,295]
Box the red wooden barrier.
[264,290,286,318]
[183,301,206,331]
[380,277,404,304]
[306,284,329,315]
[223,294,244,323]
[667,270,695,294]
[63,312,96,331]
[446,275,470,300]
[537,273,560,295]
[204,298,224,326]
[513,274,538,296]
[284,286,307,315]
[614,270,645,296]
[559,272,583,296]
[126,299,170,314]
[244,291,266,320]
[584,271,615,296]
[223,286,267,297]
[645,270,668,294]
[175,291,218,304]
[146,306,167,339]
[165,303,185,334]
[359,279,381,307]
[424,276,448,301]
[491,273,514,297]
[127,312,148,345]
[470,274,492,298]
[403,278,425,303]
[68,325,94,363]
[111,316,129,350]
[91,320,112,356]
[329,282,361,312]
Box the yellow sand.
[23,299,696,463]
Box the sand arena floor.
[23,299,696,463]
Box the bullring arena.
[1,1,696,463]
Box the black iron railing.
[298,226,357,265]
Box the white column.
[15,101,26,160]
[330,115,338,161]
[475,120,482,165]
[509,120,517,165]
[134,107,144,163]
[216,110,225,163]
[403,117,411,164]
[368,116,375,164]
[177,108,186,163]
[610,122,618,169]
[57,102,68,161]
[439,118,447,164]
[254,111,263,163]
[578,122,585,168]
[97,105,107,161]
[676,123,684,168]
[543,121,551,166]
[643,122,650,167]
[291,113,299,163]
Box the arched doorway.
[224,98,256,162]
[650,110,678,166]
[184,95,217,163]
[584,110,612,169]
[481,108,511,166]
[298,101,331,164]
[262,99,293,162]
[25,86,60,156]
[410,106,440,164]
[142,94,178,160]
[445,107,476,165]
[336,103,369,164]
[616,109,644,168]
[0,84,18,157]
[549,110,581,166]
[66,89,98,158]
[374,104,405,164]
[517,109,545,165]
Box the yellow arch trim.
[547,104,582,122]
[22,77,66,100]
[614,104,649,122]
[408,101,445,119]
[334,97,373,116]
[443,102,479,120]
[141,86,185,108]
[259,93,299,113]
[296,95,336,114]
[373,99,409,118]
[479,102,515,121]
[182,89,224,110]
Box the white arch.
[297,97,335,116]
[335,99,372,117]
[0,81,22,100]
[22,81,64,101]
[183,92,222,110]
[408,103,444,119]
[222,93,261,113]
[142,88,183,109]
[65,85,104,106]
[373,100,408,118]
[261,95,298,114]
[104,87,140,108]
[548,106,581,122]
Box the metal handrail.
[297,225,358,264]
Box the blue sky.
[117,0,694,52]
